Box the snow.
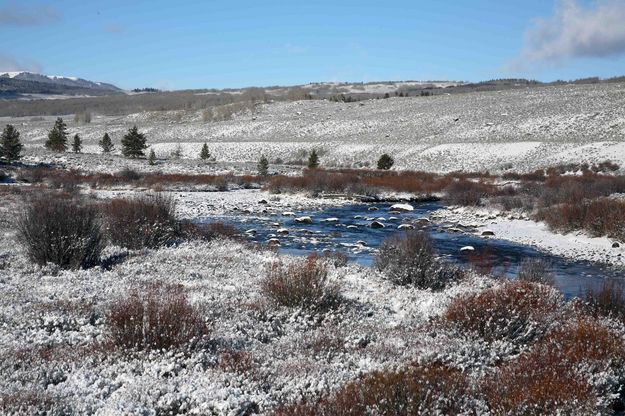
[0,223,493,414]
[7,82,625,173]
[433,206,625,268]
[390,203,414,211]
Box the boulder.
[398,224,415,230]
[613,242,620,248]
[295,216,313,224]
[460,246,475,252]
[258,199,268,204]
[370,221,385,229]
[481,230,495,236]
[390,203,414,212]
[276,228,289,235]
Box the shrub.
[517,258,554,285]
[375,231,464,289]
[481,341,595,414]
[16,194,103,269]
[103,194,179,249]
[106,283,208,351]
[260,255,341,311]
[584,280,625,322]
[444,179,495,206]
[444,280,563,344]
[272,362,471,415]
[482,318,625,414]
[377,153,394,170]
[535,198,625,241]
[180,221,239,241]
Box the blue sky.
[1,0,625,90]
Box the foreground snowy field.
[0,214,492,413]
[1,185,625,414]
[4,82,625,173]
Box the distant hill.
[0,72,124,99]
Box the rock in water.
[613,242,620,248]
[295,216,313,224]
[370,221,385,229]
[460,246,475,252]
[398,224,415,230]
[481,230,495,236]
[390,203,414,212]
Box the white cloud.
[521,0,625,63]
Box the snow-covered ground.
[0,191,495,413]
[5,82,625,173]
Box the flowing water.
[199,202,624,299]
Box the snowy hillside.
[8,81,625,173]
[0,71,123,99]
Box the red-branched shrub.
[106,283,209,351]
[261,255,341,311]
[584,280,625,323]
[103,193,179,249]
[444,179,497,206]
[444,280,563,344]
[535,198,625,241]
[272,362,471,415]
[482,318,625,414]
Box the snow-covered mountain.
[0,71,124,98]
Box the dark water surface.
[199,202,624,299]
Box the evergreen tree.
[45,118,68,152]
[377,153,394,170]
[0,124,23,163]
[148,149,156,165]
[307,149,320,169]
[72,134,82,153]
[258,154,269,176]
[200,143,210,161]
[99,133,114,153]
[121,125,147,158]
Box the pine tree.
[0,124,23,163]
[45,118,68,152]
[258,154,269,176]
[377,153,394,170]
[148,149,156,165]
[121,125,147,158]
[99,133,114,153]
[307,149,320,169]
[72,134,82,153]
[200,143,210,162]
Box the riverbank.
[432,205,625,269]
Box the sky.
[1,0,625,90]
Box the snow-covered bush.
[375,231,465,289]
[481,317,625,414]
[444,280,563,345]
[16,194,103,269]
[273,362,473,415]
[261,255,341,311]
[106,283,209,351]
[103,193,179,249]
